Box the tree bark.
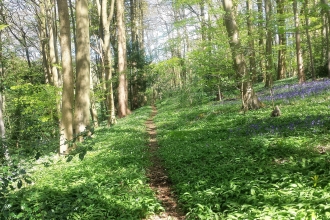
[68,0,77,51]
[246,0,257,83]
[264,0,273,87]
[276,0,287,80]
[117,0,130,118]
[0,92,4,140]
[257,0,265,80]
[293,0,305,83]
[222,0,262,111]
[74,0,91,140]
[46,0,59,87]
[38,2,52,84]
[304,0,316,80]
[57,0,74,154]
[321,0,330,78]
[98,0,116,125]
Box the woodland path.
[145,106,185,220]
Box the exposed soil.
[145,106,185,220]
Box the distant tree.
[74,0,91,140]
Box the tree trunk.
[96,0,116,125]
[321,0,330,78]
[264,0,273,87]
[257,0,265,80]
[293,0,306,83]
[46,0,61,121]
[46,0,59,87]
[0,26,4,141]
[117,0,130,118]
[222,0,262,111]
[74,0,91,140]
[38,2,51,84]
[276,0,287,80]
[68,0,77,51]
[304,0,316,80]
[246,0,257,83]
[101,0,116,125]
[200,0,206,41]
[90,72,99,128]
[57,0,74,154]
[0,92,4,140]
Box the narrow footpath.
[145,106,185,220]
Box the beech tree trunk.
[264,0,273,87]
[38,2,51,84]
[257,0,265,79]
[74,0,91,140]
[96,0,116,125]
[304,0,316,80]
[222,0,262,111]
[321,0,330,77]
[293,0,306,83]
[277,0,287,80]
[57,0,74,154]
[117,0,130,118]
[246,0,257,83]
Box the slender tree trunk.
[0,93,4,140]
[257,0,265,80]
[46,0,59,87]
[321,0,330,77]
[74,0,91,140]
[90,72,99,128]
[117,0,130,118]
[264,0,273,87]
[22,33,31,68]
[200,0,206,41]
[46,0,61,123]
[277,0,287,80]
[246,0,257,83]
[38,2,51,83]
[57,0,74,154]
[96,0,117,125]
[222,0,262,111]
[293,0,305,83]
[304,0,316,80]
[68,0,77,51]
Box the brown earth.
[145,106,185,220]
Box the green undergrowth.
[154,79,330,219]
[1,106,163,219]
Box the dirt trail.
[145,106,185,220]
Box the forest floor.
[145,106,185,220]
